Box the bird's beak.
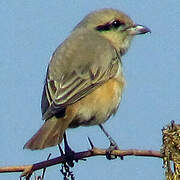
[127,24,151,35]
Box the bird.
[24,8,150,152]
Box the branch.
[0,147,163,178]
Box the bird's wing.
[42,31,121,120]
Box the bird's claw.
[106,142,123,160]
[64,145,76,167]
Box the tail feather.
[24,117,65,150]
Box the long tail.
[24,117,66,150]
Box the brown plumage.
[24,8,150,150]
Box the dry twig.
[0,146,163,179]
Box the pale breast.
[68,73,125,128]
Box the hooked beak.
[127,24,151,35]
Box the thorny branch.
[0,146,163,179]
[0,121,179,180]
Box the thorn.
[87,137,94,149]
[41,153,51,179]
[48,153,52,159]
[58,144,64,155]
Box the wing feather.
[41,31,121,120]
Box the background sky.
[0,0,180,180]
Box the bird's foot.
[106,141,118,160]
[99,124,123,160]
[106,141,123,160]
[58,138,76,167]
[59,144,75,179]
[63,133,86,167]
[64,145,76,167]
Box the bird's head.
[74,8,150,55]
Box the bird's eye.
[95,20,125,32]
[111,20,125,28]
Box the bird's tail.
[24,117,66,150]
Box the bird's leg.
[58,144,64,155]
[58,141,75,179]
[63,132,75,167]
[99,124,119,148]
[99,124,123,160]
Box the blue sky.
[0,0,180,179]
